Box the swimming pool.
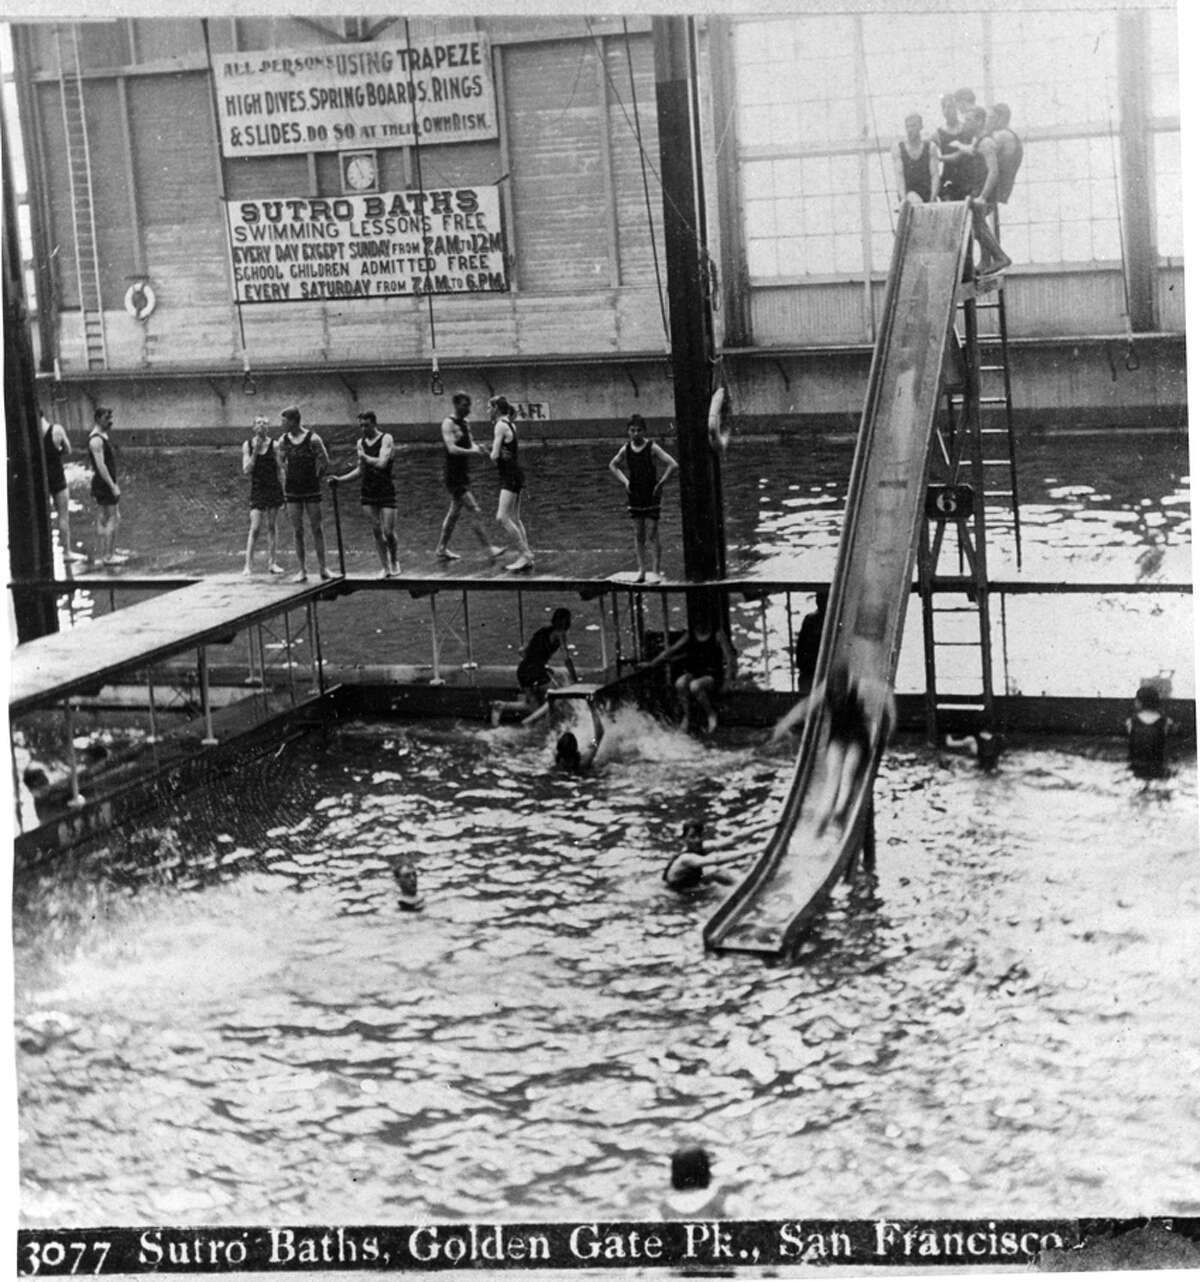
[14,710,1199,1225]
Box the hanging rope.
[200,19,255,394]
[404,18,443,396]
[1107,108,1140,372]
[858,34,896,238]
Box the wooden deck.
[9,574,328,714]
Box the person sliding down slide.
[770,659,895,835]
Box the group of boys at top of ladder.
[893,89,1023,277]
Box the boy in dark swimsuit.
[608,413,678,582]
[41,414,87,563]
[331,411,399,577]
[242,415,286,575]
[662,820,743,893]
[88,407,127,566]
[278,406,333,583]
[435,392,505,562]
[489,394,535,572]
[491,606,578,726]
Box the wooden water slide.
[704,200,974,958]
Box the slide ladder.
[704,201,974,958]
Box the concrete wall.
[40,333,1186,444]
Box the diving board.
[9,574,328,714]
[704,200,975,958]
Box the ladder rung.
[985,489,1015,497]
[980,364,1006,372]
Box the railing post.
[198,646,218,745]
[759,596,770,684]
[330,481,346,577]
[305,601,323,694]
[11,730,26,833]
[786,591,796,691]
[64,699,85,809]
[462,589,476,671]
[146,670,159,743]
[429,593,444,685]
[282,609,296,704]
[596,594,609,671]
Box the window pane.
[1153,130,1182,257]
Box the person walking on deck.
[435,392,505,562]
[242,415,286,576]
[608,413,678,582]
[41,413,86,564]
[489,395,534,572]
[278,406,333,583]
[893,112,940,205]
[330,411,399,578]
[87,407,126,566]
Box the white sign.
[224,186,508,303]
[211,36,497,158]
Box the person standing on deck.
[434,392,505,562]
[893,112,940,205]
[489,395,534,572]
[330,411,399,578]
[41,413,86,564]
[608,413,678,582]
[242,415,286,576]
[88,406,126,566]
[277,406,333,583]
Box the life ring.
[708,385,732,453]
[124,280,156,322]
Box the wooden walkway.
[10,574,327,714]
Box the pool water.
[14,710,1200,1225]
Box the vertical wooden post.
[653,17,727,611]
[1117,9,1156,332]
[4,90,57,641]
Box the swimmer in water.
[661,819,744,893]
[553,702,605,773]
[944,723,1005,771]
[1126,683,1173,779]
[774,659,895,835]
[393,858,424,911]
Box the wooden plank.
[9,574,326,713]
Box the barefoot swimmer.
[242,415,285,575]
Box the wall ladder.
[55,23,107,371]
